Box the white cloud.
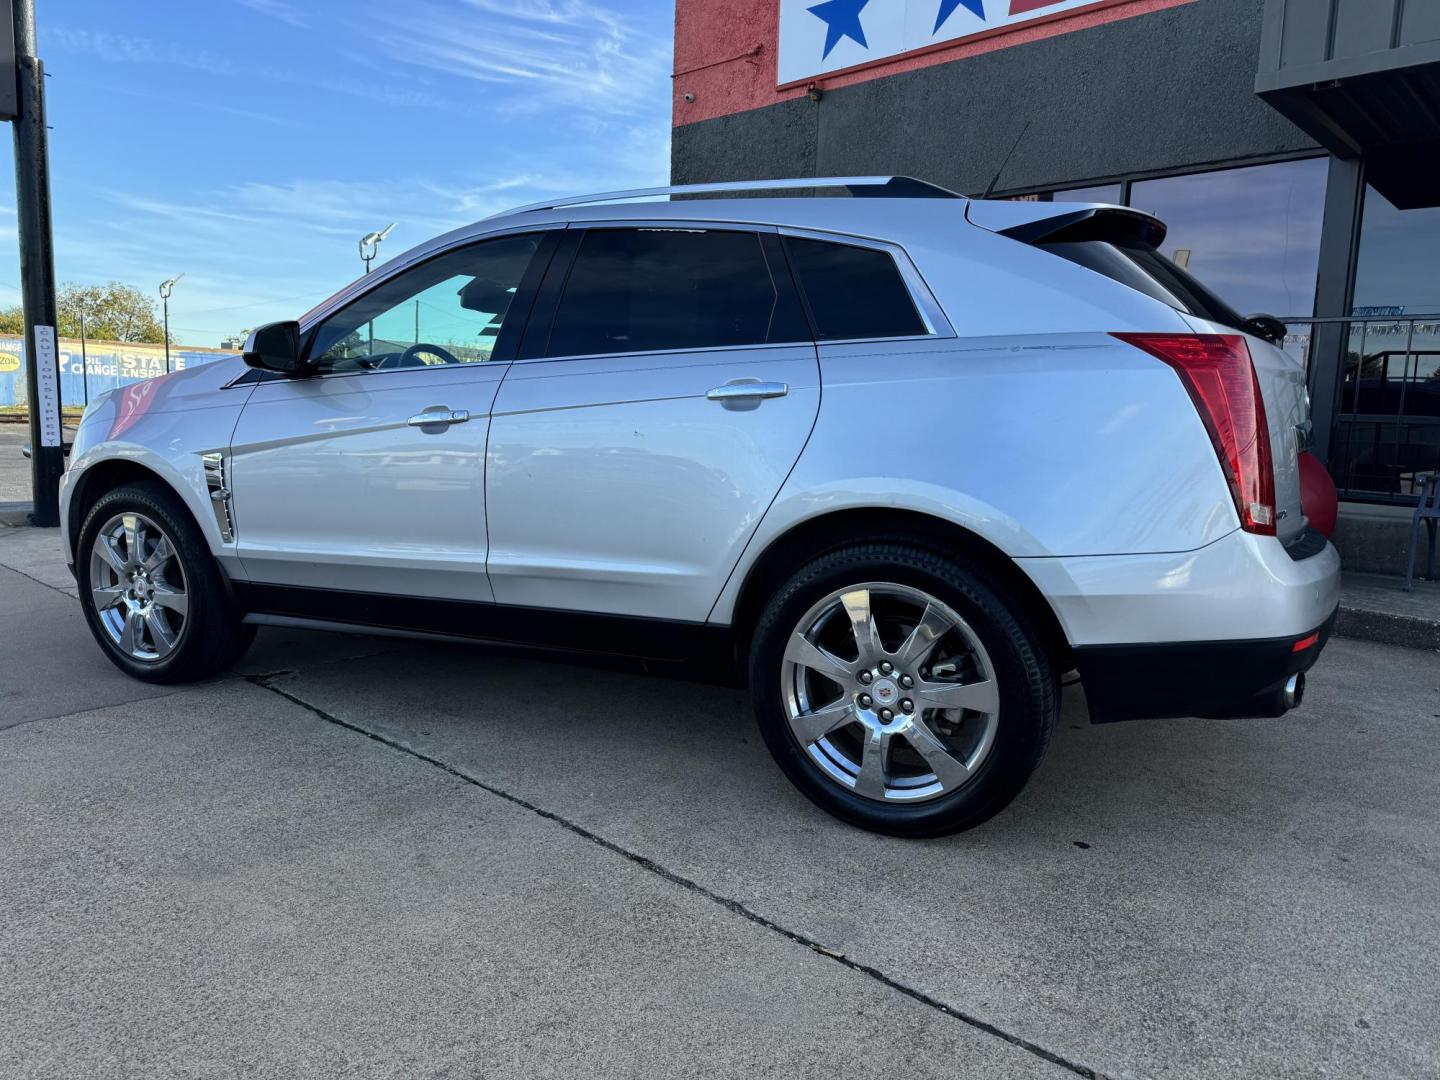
[32,0,676,345]
[366,0,672,119]
[231,0,311,27]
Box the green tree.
[0,281,167,343]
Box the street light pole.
[358,222,395,275]
[11,0,62,525]
[159,274,182,374]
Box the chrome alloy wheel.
[88,511,189,663]
[781,583,999,803]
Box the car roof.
[304,179,1130,325]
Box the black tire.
[749,543,1057,837]
[76,481,255,683]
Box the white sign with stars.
[778,0,1123,86]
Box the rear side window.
[1018,211,1248,331]
[1040,240,1248,331]
[547,228,796,357]
[783,237,927,341]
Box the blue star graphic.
[808,0,872,59]
[934,0,985,33]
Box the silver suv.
[60,177,1340,836]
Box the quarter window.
[308,233,543,374]
[546,228,794,357]
[782,237,927,342]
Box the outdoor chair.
[1405,472,1440,591]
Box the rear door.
[484,224,820,624]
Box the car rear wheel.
[750,543,1057,837]
[78,482,255,683]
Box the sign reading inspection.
[778,0,1120,85]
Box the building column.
[1308,155,1364,466]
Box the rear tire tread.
[749,541,1057,837]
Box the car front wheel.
[750,543,1057,837]
[77,482,255,683]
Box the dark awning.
[1256,1,1440,209]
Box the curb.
[1336,604,1440,653]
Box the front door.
[485,225,821,624]
[230,230,556,603]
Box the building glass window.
[1330,188,1440,500]
[1128,158,1328,319]
[1003,183,1121,204]
[1052,183,1123,204]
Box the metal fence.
[1281,314,1440,506]
[0,336,238,410]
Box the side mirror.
[1244,313,1287,346]
[243,321,307,375]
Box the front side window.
[782,236,927,341]
[308,233,542,374]
[546,228,796,357]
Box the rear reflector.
[1292,632,1320,653]
[1112,333,1277,536]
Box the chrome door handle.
[408,406,470,429]
[706,380,789,402]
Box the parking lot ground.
[0,426,79,507]
[1,427,35,506]
[3,524,1439,1080]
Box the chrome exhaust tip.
[1282,672,1305,711]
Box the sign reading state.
[778,0,1116,84]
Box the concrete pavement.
[2,522,1438,1079]
[1,427,37,505]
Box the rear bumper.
[1073,608,1337,722]
[1019,529,1341,648]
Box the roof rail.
[486,176,962,219]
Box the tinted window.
[547,229,790,357]
[309,233,542,374]
[783,237,927,341]
[1039,238,1248,331]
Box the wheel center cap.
[870,677,899,707]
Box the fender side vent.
[202,452,235,543]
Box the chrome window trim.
[776,225,955,340]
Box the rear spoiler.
[966,201,1167,249]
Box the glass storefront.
[1009,159,1440,505]
[1052,183,1122,204]
[1329,188,1440,499]
[1128,158,1328,320]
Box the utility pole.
[8,0,61,526]
[159,274,182,374]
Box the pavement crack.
[245,672,1108,1080]
[0,686,191,734]
[0,562,76,600]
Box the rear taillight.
[1112,333,1277,536]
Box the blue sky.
[0,0,673,346]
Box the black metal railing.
[1279,314,1440,506]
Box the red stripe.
[1010,0,1066,12]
